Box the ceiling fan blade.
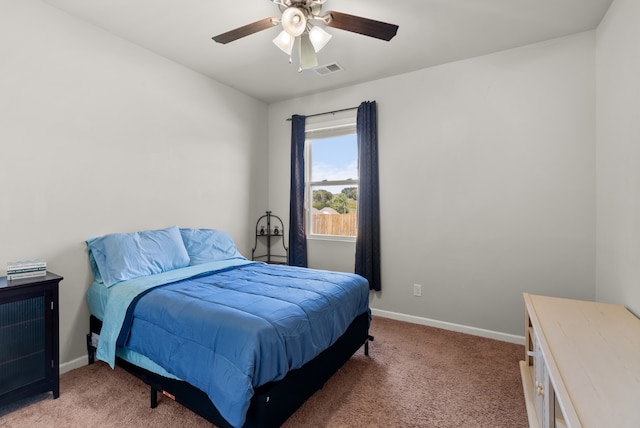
[212,17,279,44]
[324,11,398,41]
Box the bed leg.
[86,334,95,365]
[150,386,158,408]
[365,335,374,356]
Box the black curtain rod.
[286,106,358,122]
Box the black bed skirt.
[88,311,370,427]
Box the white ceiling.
[42,0,613,104]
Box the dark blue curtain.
[355,101,381,291]
[288,114,308,267]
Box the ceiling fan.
[212,0,399,71]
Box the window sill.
[307,234,356,243]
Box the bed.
[85,226,372,428]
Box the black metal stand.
[252,211,288,264]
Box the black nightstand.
[0,272,63,406]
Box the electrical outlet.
[413,283,422,297]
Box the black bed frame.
[87,312,372,427]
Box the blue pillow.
[179,228,246,265]
[87,226,190,287]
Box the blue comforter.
[101,262,369,427]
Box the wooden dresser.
[520,293,640,428]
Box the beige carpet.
[0,317,528,427]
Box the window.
[305,119,358,240]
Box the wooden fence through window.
[311,212,357,237]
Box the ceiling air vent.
[313,63,344,76]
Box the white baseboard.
[60,355,88,374]
[370,308,524,345]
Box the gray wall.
[596,0,640,314]
[268,32,596,338]
[0,0,268,370]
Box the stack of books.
[7,259,47,280]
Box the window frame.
[305,117,358,242]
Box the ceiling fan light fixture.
[281,7,307,37]
[273,30,294,55]
[213,1,399,73]
[308,25,332,53]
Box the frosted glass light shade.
[299,33,318,70]
[281,7,306,37]
[308,26,332,52]
[273,31,294,55]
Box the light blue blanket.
[96,259,254,367]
